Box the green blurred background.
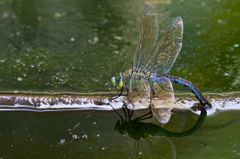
[0,0,240,93]
[1,0,240,158]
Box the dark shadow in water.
[113,105,206,138]
[111,104,206,158]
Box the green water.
[0,110,240,158]
[0,0,240,93]
[0,0,240,158]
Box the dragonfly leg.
[119,87,124,96]
[148,105,153,116]
[129,110,134,120]
[121,103,128,121]
[164,75,212,109]
[109,87,124,102]
[114,87,124,97]
[133,109,152,122]
[126,107,135,121]
[107,102,125,121]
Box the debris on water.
[223,72,230,76]
[109,44,118,49]
[93,36,99,44]
[17,77,23,81]
[234,44,239,47]
[82,134,87,139]
[3,12,9,18]
[88,36,99,44]
[72,135,78,139]
[59,139,65,144]
[70,38,75,42]
[113,51,119,54]
[15,59,21,63]
[114,36,122,40]
[73,123,80,129]
[54,12,66,18]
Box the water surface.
[0,0,240,158]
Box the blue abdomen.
[149,73,211,109]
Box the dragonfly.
[111,3,211,110]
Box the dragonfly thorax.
[111,68,150,89]
[123,68,150,89]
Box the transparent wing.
[134,3,159,70]
[148,136,176,159]
[144,17,183,75]
[151,76,174,107]
[128,74,151,109]
[151,76,174,124]
[135,136,176,159]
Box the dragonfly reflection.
[111,104,207,158]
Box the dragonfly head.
[111,73,123,89]
[114,120,127,135]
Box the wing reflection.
[111,104,207,158]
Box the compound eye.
[111,77,116,86]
